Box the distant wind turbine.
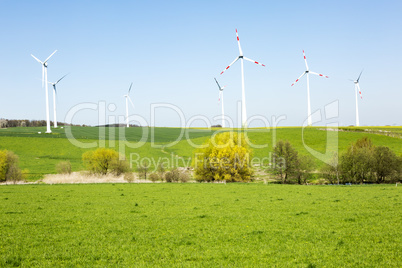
[220,29,265,128]
[48,74,68,128]
[350,70,363,127]
[291,50,328,126]
[124,83,135,128]
[31,50,57,133]
[214,78,226,128]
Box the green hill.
[0,126,401,180]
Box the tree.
[0,150,23,183]
[270,141,299,183]
[320,153,340,184]
[340,137,374,183]
[193,132,253,182]
[295,155,316,185]
[82,148,125,175]
[137,162,150,180]
[372,146,402,183]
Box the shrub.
[164,171,174,183]
[82,148,128,176]
[111,159,131,176]
[0,150,23,183]
[179,171,190,183]
[124,172,135,183]
[56,161,72,174]
[193,132,253,182]
[149,173,160,182]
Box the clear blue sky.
[0,0,401,127]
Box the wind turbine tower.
[291,50,328,126]
[31,50,57,133]
[351,70,363,127]
[124,83,134,128]
[220,29,265,128]
[49,74,68,128]
[214,78,226,128]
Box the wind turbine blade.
[357,83,363,99]
[220,57,239,75]
[128,96,135,109]
[291,72,306,86]
[128,82,133,94]
[44,50,57,63]
[55,73,69,85]
[302,50,309,70]
[357,69,364,82]
[214,78,222,89]
[309,71,329,78]
[31,54,43,64]
[235,29,243,56]
[243,56,266,67]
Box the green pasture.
[0,126,401,180]
[0,184,400,266]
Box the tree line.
[0,118,85,128]
[270,137,402,184]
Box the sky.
[0,0,401,127]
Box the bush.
[193,132,253,182]
[82,148,129,176]
[56,161,72,174]
[179,171,190,183]
[149,173,160,182]
[0,150,23,183]
[124,172,135,183]
[111,159,131,176]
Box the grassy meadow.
[1,183,401,266]
[0,126,401,180]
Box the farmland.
[0,126,401,180]
[1,183,401,266]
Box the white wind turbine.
[124,83,134,128]
[31,50,57,133]
[351,70,363,127]
[214,78,226,128]
[291,50,328,126]
[220,29,265,128]
[48,74,68,128]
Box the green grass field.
[0,126,401,180]
[0,184,400,266]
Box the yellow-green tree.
[0,150,23,182]
[82,148,128,175]
[0,150,8,180]
[193,132,253,182]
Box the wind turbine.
[350,70,363,127]
[214,78,226,128]
[220,29,265,128]
[124,83,134,128]
[48,74,68,128]
[291,50,328,126]
[31,50,57,133]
